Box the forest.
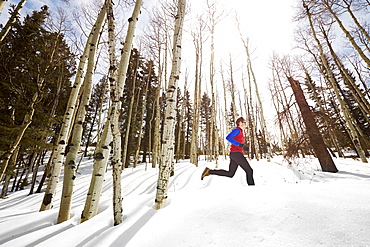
[0,0,369,226]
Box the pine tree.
[0,6,75,182]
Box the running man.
[201,117,255,185]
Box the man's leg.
[209,158,238,178]
[230,152,255,185]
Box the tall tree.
[206,0,224,162]
[40,2,107,212]
[57,0,105,222]
[190,15,206,166]
[155,0,186,210]
[288,77,338,172]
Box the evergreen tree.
[0,6,75,180]
[120,48,158,167]
[82,78,109,156]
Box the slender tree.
[40,3,107,212]
[57,2,105,222]
[0,0,27,42]
[320,0,370,67]
[190,15,206,166]
[155,0,186,210]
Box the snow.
[1,155,370,247]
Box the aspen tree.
[111,0,142,225]
[149,14,166,167]
[245,60,259,159]
[155,0,186,210]
[81,0,142,225]
[0,0,26,42]
[240,36,271,161]
[319,23,370,123]
[40,4,106,212]
[340,0,370,47]
[152,83,161,168]
[206,0,222,162]
[228,55,238,123]
[303,2,368,163]
[272,55,299,143]
[0,0,7,13]
[321,0,370,67]
[269,70,287,148]
[190,16,205,166]
[80,3,115,222]
[220,63,231,154]
[57,2,105,223]
[81,119,112,223]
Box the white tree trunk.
[323,1,370,67]
[81,0,116,224]
[155,0,186,210]
[80,120,112,223]
[242,37,271,161]
[189,16,204,166]
[57,5,105,223]
[40,4,107,211]
[111,0,142,225]
[0,0,8,14]
[0,0,26,42]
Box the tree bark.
[288,77,338,173]
[80,119,112,223]
[57,4,104,222]
[111,0,142,225]
[155,0,186,210]
[189,16,204,166]
[40,3,107,212]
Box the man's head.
[236,117,246,128]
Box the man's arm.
[226,128,242,146]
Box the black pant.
[210,152,255,185]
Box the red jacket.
[227,127,244,153]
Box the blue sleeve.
[226,128,241,146]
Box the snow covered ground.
[1,155,370,247]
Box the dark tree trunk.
[288,77,338,173]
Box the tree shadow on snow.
[110,208,157,246]
[337,171,370,179]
